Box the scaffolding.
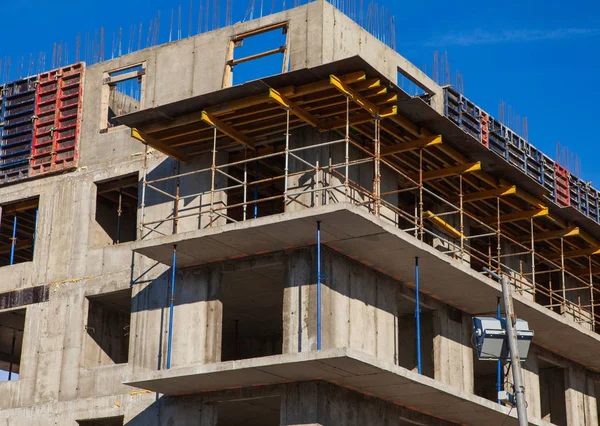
[122,67,600,334]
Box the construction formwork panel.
[440,87,600,217]
[31,63,84,176]
[0,77,37,183]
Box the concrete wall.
[0,2,598,425]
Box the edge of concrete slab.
[132,203,600,372]
[124,347,549,426]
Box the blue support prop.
[415,256,422,374]
[166,245,177,369]
[497,297,502,404]
[317,221,322,350]
[9,215,17,265]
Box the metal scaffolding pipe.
[415,256,422,374]
[497,296,502,404]
[166,245,177,369]
[10,215,17,266]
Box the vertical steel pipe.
[166,245,177,369]
[415,256,422,374]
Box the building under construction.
[1,1,600,425]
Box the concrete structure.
[1,1,600,425]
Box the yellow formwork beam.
[330,74,380,117]
[525,226,580,243]
[423,211,464,240]
[459,186,516,203]
[482,207,549,224]
[200,111,255,150]
[555,246,600,260]
[420,162,481,181]
[381,135,442,156]
[269,88,323,128]
[131,128,190,163]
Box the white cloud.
[426,28,600,47]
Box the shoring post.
[254,161,259,219]
[9,215,17,266]
[174,162,181,234]
[373,118,381,217]
[284,108,290,212]
[415,256,422,374]
[116,188,123,243]
[496,197,501,274]
[345,96,350,201]
[418,149,424,241]
[8,330,15,380]
[589,256,595,331]
[317,221,322,350]
[560,237,566,312]
[459,173,464,258]
[530,218,536,293]
[139,143,149,239]
[315,159,320,207]
[210,127,217,227]
[166,244,177,369]
[496,296,502,404]
[243,146,248,221]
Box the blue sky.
[3,0,600,184]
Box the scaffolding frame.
[127,69,600,333]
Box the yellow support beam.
[200,111,255,150]
[514,188,546,209]
[269,88,323,128]
[282,71,366,98]
[523,226,580,243]
[419,162,481,182]
[423,211,464,240]
[573,265,600,276]
[351,78,381,91]
[320,106,397,131]
[381,135,442,156]
[458,186,516,203]
[482,207,549,224]
[131,128,190,163]
[554,246,600,260]
[330,74,380,117]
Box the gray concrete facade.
[0,1,599,425]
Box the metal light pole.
[500,275,528,426]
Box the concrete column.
[433,307,474,392]
[170,266,222,367]
[283,249,316,353]
[565,366,598,426]
[280,382,320,425]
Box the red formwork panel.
[31,63,84,176]
[554,163,570,207]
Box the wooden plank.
[381,135,442,156]
[131,128,190,162]
[200,111,255,150]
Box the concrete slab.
[124,348,545,426]
[132,203,600,373]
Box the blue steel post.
[9,215,17,265]
[254,162,259,219]
[317,221,322,350]
[497,296,502,404]
[166,245,177,369]
[415,256,422,374]
[32,207,38,255]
